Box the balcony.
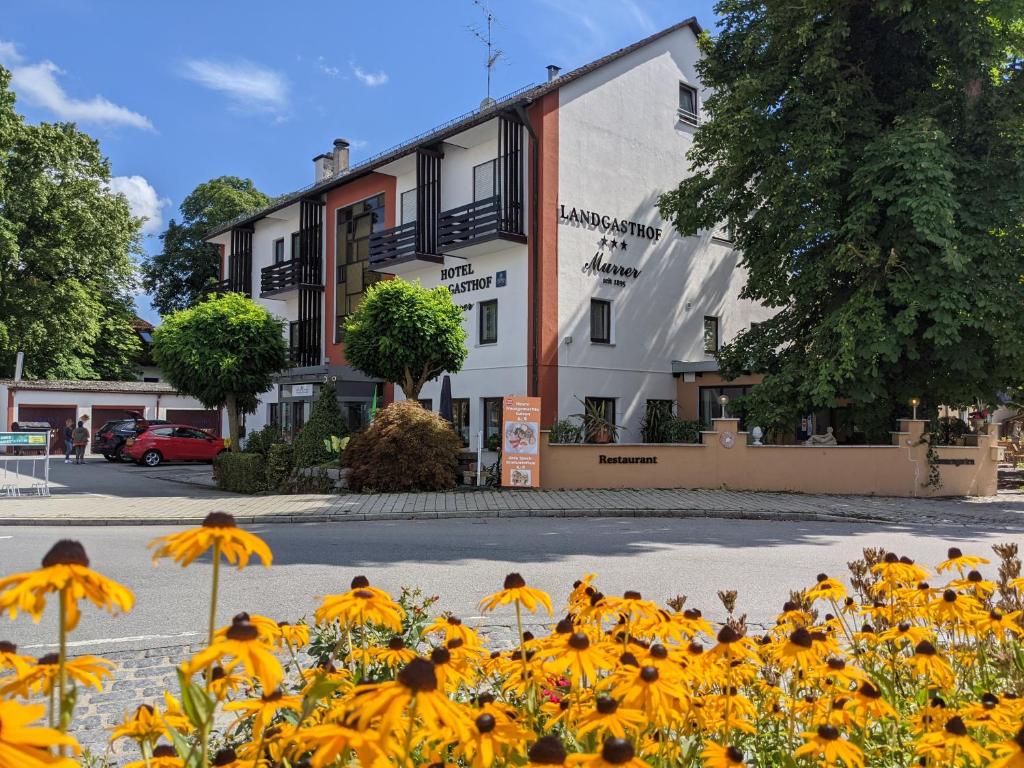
[438,195,526,257]
[368,221,444,274]
[260,258,322,298]
[287,345,320,368]
[213,275,251,297]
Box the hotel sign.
[559,202,658,288]
[558,204,663,242]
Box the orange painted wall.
[528,92,560,426]
[322,173,397,369]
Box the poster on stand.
[501,396,541,488]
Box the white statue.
[804,426,838,446]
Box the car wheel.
[116,444,132,463]
[141,450,162,468]
[102,453,118,462]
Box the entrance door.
[16,405,76,453]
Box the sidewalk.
[2,486,1024,529]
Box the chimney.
[546,64,561,82]
[332,138,350,175]
[313,152,334,182]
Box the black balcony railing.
[438,195,524,253]
[214,274,250,297]
[287,345,320,368]
[261,258,321,295]
[368,222,444,269]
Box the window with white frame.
[273,238,285,264]
[473,159,497,202]
[678,82,698,125]
[401,189,417,224]
[479,299,498,345]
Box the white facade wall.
[555,27,773,441]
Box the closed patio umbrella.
[439,375,454,425]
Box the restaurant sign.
[501,396,541,488]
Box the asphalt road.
[0,516,1015,655]
[6,456,227,498]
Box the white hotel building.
[206,18,771,447]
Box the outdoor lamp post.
[718,393,730,419]
[909,397,920,420]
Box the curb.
[0,506,899,527]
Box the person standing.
[72,418,89,465]
[61,418,74,464]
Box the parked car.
[92,414,168,462]
[124,424,226,467]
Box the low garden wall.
[539,418,1001,497]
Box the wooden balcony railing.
[437,195,524,253]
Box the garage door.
[166,409,221,436]
[16,405,76,452]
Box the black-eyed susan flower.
[148,512,272,569]
[276,620,310,651]
[773,627,823,673]
[991,726,1024,768]
[0,700,79,767]
[424,614,483,648]
[207,664,246,700]
[481,573,553,615]
[0,641,30,675]
[209,746,244,768]
[916,715,990,765]
[548,632,613,688]
[567,737,648,768]
[315,576,405,632]
[186,613,284,691]
[1,653,112,698]
[793,724,864,768]
[124,743,183,768]
[872,552,929,585]
[528,735,568,767]
[224,688,302,736]
[930,589,984,627]
[906,639,955,689]
[608,665,686,726]
[877,621,932,647]
[805,573,847,603]
[701,742,746,768]
[457,711,527,768]
[974,608,1024,641]
[371,635,418,668]
[298,723,383,768]
[936,547,989,575]
[0,540,133,631]
[576,696,645,739]
[110,704,163,750]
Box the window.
[583,397,616,443]
[698,386,752,430]
[268,403,280,428]
[138,331,153,343]
[291,232,301,260]
[401,189,417,224]
[703,316,719,354]
[289,321,300,351]
[142,376,160,383]
[479,299,498,344]
[678,83,698,125]
[712,223,734,243]
[149,427,174,437]
[473,159,497,202]
[417,399,433,411]
[173,427,207,439]
[451,398,470,447]
[483,398,503,445]
[273,238,285,264]
[590,299,612,344]
[335,194,386,339]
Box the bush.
[265,442,294,492]
[214,452,266,493]
[549,417,582,444]
[293,389,347,468]
[243,423,284,456]
[342,401,461,492]
[640,401,674,442]
[666,416,701,443]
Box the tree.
[292,387,347,467]
[659,2,1024,434]
[343,278,468,400]
[142,177,269,315]
[151,293,287,448]
[0,67,142,379]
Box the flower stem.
[57,586,69,742]
[208,541,221,647]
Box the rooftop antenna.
[468,0,505,106]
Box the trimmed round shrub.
[293,389,348,468]
[341,401,461,492]
[244,424,284,456]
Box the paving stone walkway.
[3,486,1024,529]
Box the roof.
[0,379,179,394]
[206,17,702,239]
[131,315,155,332]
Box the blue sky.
[1,0,719,322]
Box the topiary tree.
[292,387,347,468]
[341,401,461,491]
[152,293,287,448]
[343,278,467,400]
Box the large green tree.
[659,1,1024,434]
[344,278,468,400]
[142,176,269,315]
[0,67,142,379]
[151,292,287,448]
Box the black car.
[92,416,168,462]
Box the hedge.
[214,452,267,494]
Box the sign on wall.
[501,396,541,488]
[0,432,47,446]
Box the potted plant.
[572,397,621,444]
[486,433,501,452]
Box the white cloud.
[317,57,340,77]
[351,64,388,87]
[0,41,153,130]
[180,58,288,113]
[107,175,170,235]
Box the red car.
[124,424,226,467]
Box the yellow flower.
[110,704,163,748]
[0,641,31,675]
[124,744,183,768]
[315,575,405,631]
[576,696,646,740]
[568,737,648,768]
[929,589,984,626]
[805,574,847,603]
[936,547,989,575]
[424,615,483,648]
[991,726,1024,768]
[185,613,284,691]
[548,631,614,688]
[793,725,864,768]
[772,627,824,673]
[276,620,310,650]
[1,653,112,698]
[456,711,527,768]
[208,664,246,700]
[871,552,929,585]
[298,723,383,768]
[148,512,272,569]
[480,573,553,615]
[371,636,418,668]
[224,688,303,736]
[905,640,955,689]
[0,540,133,631]
[975,609,1024,641]
[701,742,747,768]
[608,664,686,727]
[916,716,991,765]
[528,735,568,767]
[0,700,79,767]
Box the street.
[0,516,1014,655]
